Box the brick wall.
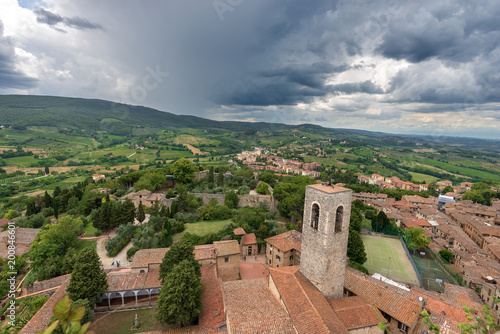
[216,254,240,281]
[193,193,277,210]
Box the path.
[97,237,134,269]
[127,152,136,159]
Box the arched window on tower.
[311,204,319,229]
[335,206,343,233]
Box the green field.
[409,171,438,183]
[361,234,420,286]
[417,158,500,181]
[173,219,231,242]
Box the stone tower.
[299,183,352,299]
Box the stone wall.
[192,193,277,211]
[300,185,352,299]
[27,274,71,295]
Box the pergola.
[100,269,162,310]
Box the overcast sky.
[1,0,500,139]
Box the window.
[335,206,344,233]
[276,255,281,261]
[224,257,229,263]
[289,255,293,261]
[140,270,145,274]
[311,204,320,229]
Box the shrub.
[127,246,140,260]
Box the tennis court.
[361,234,420,286]
[409,250,458,293]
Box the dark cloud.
[330,80,384,95]
[35,8,103,31]
[0,20,38,89]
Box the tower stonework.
[299,183,352,299]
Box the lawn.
[409,171,438,184]
[89,308,175,334]
[74,239,97,251]
[361,234,420,286]
[173,219,231,242]
[82,223,100,237]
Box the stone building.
[240,233,258,257]
[265,230,302,268]
[214,240,241,281]
[300,183,352,299]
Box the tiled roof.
[270,266,348,334]
[0,219,10,227]
[233,228,246,235]
[213,240,240,256]
[199,264,225,330]
[20,277,70,334]
[10,227,41,246]
[344,268,421,326]
[308,184,352,194]
[328,296,386,330]
[132,248,169,268]
[222,278,296,333]
[265,230,302,252]
[139,326,223,334]
[402,218,433,229]
[107,269,161,291]
[194,244,216,261]
[242,233,257,246]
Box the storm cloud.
[35,8,103,31]
[0,20,37,89]
[0,0,499,138]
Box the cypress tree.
[67,247,108,307]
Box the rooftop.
[213,240,240,256]
[241,233,257,246]
[222,278,296,333]
[328,296,386,330]
[265,230,302,252]
[307,183,352,194]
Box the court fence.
[400,236,423,286]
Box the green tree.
[137,203,146,223]
[120,198,136,224]
[208,166,214,184]
[156,259,203,326]
[225,190,239,209]
[347,229,367,264]
[256,182,271,195]
[159,240,200,282]
[257,171,276,187]
[405,227,431,251]
[350,207,363,233]
[439,249,454,262]
[171,159,197,183]
[67,247,108,307]
[217,171,224,187]
[45,166,50,175]
[442,185,454,193]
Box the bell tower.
[299,183,352,299]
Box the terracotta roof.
[402,218,433,229]
[132,248,169,268]
[270,266,348,334]
[265,230,302,252]
[344,268,421,326]
[213,240,240,256]
[107,269,161,291]
[233,228,246,235]
[20,278,70,334]
[133,246,216,269]
[139,326,222,334]
[6,227,41,246]
[242,233,257,246]
[222,278,296,333]
[194,244,216,261]
[308,184,352,194]
[0,219,10,227]
[199,264,225,330]
[328,296,386,330]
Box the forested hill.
[0,95,290,134]
[0,95,499,151]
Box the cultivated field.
[361,234,420,286]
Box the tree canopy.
[67,247,108,307]
[159,239,200,282]
[156,259,203,326]
[170,158,197,183]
